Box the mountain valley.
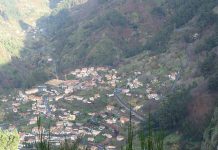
[0,0,217,149]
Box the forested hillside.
[0,0,217,149]
[0,0,50,64]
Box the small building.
[120,117,129,124]
[117,135,124,141]
[25,88,39,95]
[106,105,115,111]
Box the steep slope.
[0,0,91,90]
[0,0,50,64]
[120,0,218,148]
[33,0,164,71]
[0,0,165,90]
[0,0,217,148]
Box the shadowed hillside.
[0,0,217,149]
[0,0,164,90]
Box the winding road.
[113,89,145,122]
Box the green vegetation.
[199,52,218,92]
[85,37,121,66]
[18,101,33,113]
[200,53,217,78]
[196,29,218,52]
[25,69,50,88]
[137,114,164,150]
[151,7,166,18]
[35,116,84,150]
[154,87,192,129]
[84,10,128,30]
[201,107,218,150]
[208,74,218,92]
[94,135,105,143]
[52,0,88,15]
[152,85,217,148]
[145,25,173,52]
[146,0,218,52]
[0,129,20,150]
[52,0,74,15]
[34,112,164,150]
[163,133,181,150]
[0,0,20,19]
[0,0,217,149]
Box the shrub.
[0,129,20,150]
[151,7,166,17]
[154,88,192,130]
[25,69,50,88]
[146,0,218,53]
[145,25,174,52]
[86,10,128,29]
[200,53,217,78]
[208,73,218,92]
[196,33,218,52]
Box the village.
[0,66,178,150]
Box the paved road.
[113,89,145,122]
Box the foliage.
[34,111,164,150]
[25,69,50,88]
[208,73,218,92]
[163,133,181,150]
[138,113,164,150]
[18,101,33,113]
[196,31,218,52]
[154,88,192,130]
[94,135,105,143]
[197,0,218,28]
[169,0,201,28]
[151,7,166,18]
[122,109,164,150]
[104,10,128,27]
[126,110,133,150]
[35,116,85,150]
[0,0,20,19]
[84,10,128,31]
[0,34,23,61]
[35,116,50,150]
[200,53,217,78]
[181,116,212,141]
[0,129,20,150]
[201,107,218,150]
[98,0,109,5]
[145,25,173,52]
[52,0,88,15]
[49,0,62,9]
[0,111,4,122]
[85,38,121,66]
[146,0,218,52]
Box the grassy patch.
[164,133,181,150]
[94,135,106,143]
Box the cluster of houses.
[0,66,179,149]
[145,82,160,101]
[127,78,143,89]
[0,67,143,149]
